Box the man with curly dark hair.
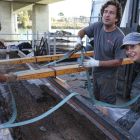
[76,0,125,104]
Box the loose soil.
[0,52,104,140]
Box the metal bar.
[45,78,136,140]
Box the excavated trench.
[0,52,106,140]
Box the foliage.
[17,11,32,29]
[51,17,89,29]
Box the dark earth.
[0,52,106,140]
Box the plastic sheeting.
[96,106,129,121]
[0,129,13,140]
[130,118,140,139]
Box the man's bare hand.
[6,73,17,82]
[74,37,83,51]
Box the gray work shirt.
[84,22,125,73]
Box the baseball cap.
[121,32,140,49]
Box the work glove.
[5,73,17,82]
[74,37,83,51]
[83,57,99,67]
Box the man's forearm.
[78,29,86,38]
[99,59,123,67]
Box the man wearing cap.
[121,32,140,100]
[121,32,140,63]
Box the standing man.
[76,0,125,104]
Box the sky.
[49,0,92,18]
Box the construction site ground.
[0,52,105,140]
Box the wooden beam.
[0,50,134,66]
[121,58,134,65]
[16,64,86,80]
[15,57,134,81]
[0,51,94,65]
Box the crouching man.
[121,32,140,63]
[121,32,140,111]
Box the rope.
[86,67,140,108]
[42,45,84,67]
[0,92,78,129]
[42,50,74,67]
[0,48,79,129]
[1,84,17,126]
[86,65,140,108]
[5,45,140,130]
[78,48,140,108]
[91,95,140,108]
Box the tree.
[17,11,31,28]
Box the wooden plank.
[13,57,134,81]
[16,64,86,80]
[0,49,134,66]
[121,58,134,65]
[0,51,93,65]
[15,58,134,81]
